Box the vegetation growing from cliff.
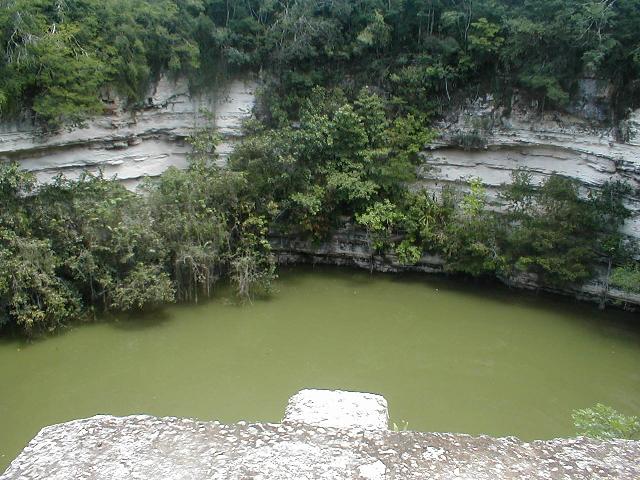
[0,0,201,127]
[611,264,640,293]
[2,0,640,128]
[230,87,436,239]
[230,90,635,290]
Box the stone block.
[283,389,389,430]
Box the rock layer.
[0,75,256,189]
[426,95,640,240]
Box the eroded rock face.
[426,95,640,241]
[0,75,256,189]
[2,411,639,479]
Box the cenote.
[1,266,639,470]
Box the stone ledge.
[283,389,389,430]
[1,390,639,480]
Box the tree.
[111,264,175,311]
[444,178,505,276]
[356,199,404,271]
[394,240,422,265]
[468,17,503,70]
[402,188,454,254]
[0,233,81,334]
[231,214,276,301]
[590,181,634,305]
[610,263,640,294]
[355,11,390,56]
[503,175,598,285]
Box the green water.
[1,267,639,469]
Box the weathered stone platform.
[2,389,639,479]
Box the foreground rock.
[284,389,389,430]
[2,390,639,480]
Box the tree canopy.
[2,0,640,128]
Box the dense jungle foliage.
[1,0,639,335]
[0,134,276,334]
[1,0,640,127]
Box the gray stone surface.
[284,389,389,430]
[2,413,639,480]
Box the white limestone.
[427,96,640,239]
[0,75,257,188]
[283,389,389,430]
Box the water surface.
[1,267,639,469]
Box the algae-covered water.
[1,266,639,470]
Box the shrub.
[450,132,488,150]
[572,404,640,440]
[610,264,640,293]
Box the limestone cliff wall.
[1,76,638,242]
[0,75,257,189]
[422,94,640,240]
[2,78,638,233]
